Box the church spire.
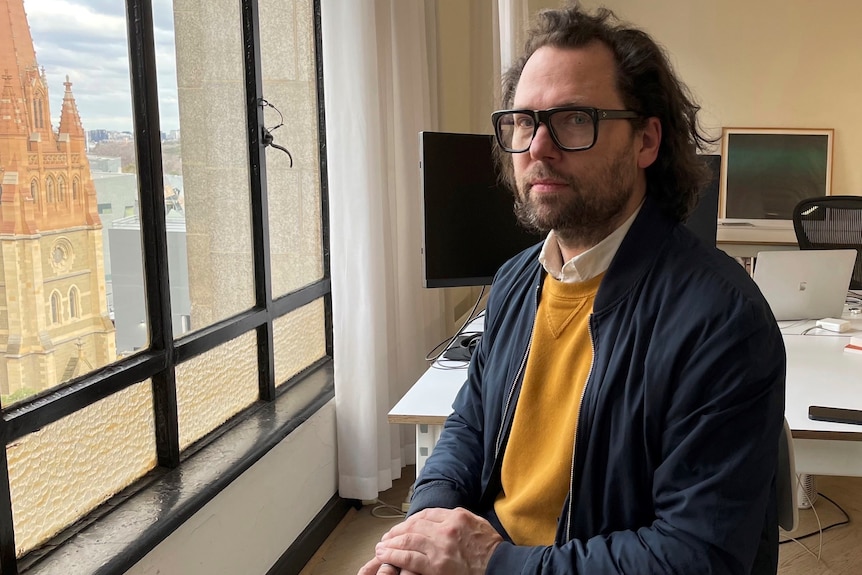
[58,75,85,139]
[0,69,25,136]
[0,0,39,75]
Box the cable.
[260,98,284,131]
[779,485,850,562]
[369,498,407,519]
[777,319,809,332]
[425,286,487,364]
[259,98,294,167]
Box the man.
[360,4,785,574]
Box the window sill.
[20,361,334,575]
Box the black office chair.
[792,196,862,290]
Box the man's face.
[510,43,650,248]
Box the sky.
[24,0,179,132]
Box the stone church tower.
[0,0,116,400]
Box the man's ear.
[636,117,661,169]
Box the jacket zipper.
[564,315,596,542]
[494,282,540,458]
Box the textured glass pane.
[176,331,258,451]
[273,298,326,388]
[0,0,148,405]
[259,0,325,297]
[7,381,156,556]
[170,0,254,333]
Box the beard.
[513,148,638,247]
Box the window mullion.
[312,0,335,358]
[0,442,18,573]
[241,0,276,401]
[125,0,180,467]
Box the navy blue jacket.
[409,197,786,574]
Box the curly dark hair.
[495,2,717,222]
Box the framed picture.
[719,127,834,223]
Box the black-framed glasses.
[491,106,641,153]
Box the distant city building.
[88,155,123,173]
[110,212,190,354]
[0,0,117,397]
[86,129,133,144]
[87,129,109,144]
[89,168,138,317]
[87,162,187,338]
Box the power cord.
[777,319,810,333]
[259,98,294,167]
[368,498,407,519]
[425,286,487,366]
[779,477,851,562]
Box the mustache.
[520,165,576,192]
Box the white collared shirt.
[538,202,644,283]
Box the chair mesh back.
[793,196,862,290]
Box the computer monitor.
[419,131,542,288]
[719,128,833,226]
[685,154,720,246]
[419,134,719,289]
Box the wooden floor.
[299,467,414,575]
[300,469,862,575]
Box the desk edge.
[792,429,862,441]
[388,414,449,425]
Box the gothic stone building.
[0,0,116,400]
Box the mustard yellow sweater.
[494,272,602,545]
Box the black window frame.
[0,0,332,572]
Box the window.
[29,179,38,201]
[33,97,44,129]
[57,176,66,201]
[0,0,331,572]
[50,291,61,324]
[72,177,79,201]
[68,286,79,319]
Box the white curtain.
[322,0,448,501]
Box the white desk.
[782,325,862,475]
[390,310,862,478]
[389,318,484,474]
[716,222,798,260]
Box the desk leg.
[403,423,444,513]
[416,423,444,477]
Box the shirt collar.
[538,201,644,283]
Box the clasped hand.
[356,507,503,575]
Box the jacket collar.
[593,194,676,312]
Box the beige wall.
[440,0,862,197]
[576,0,862,197]
[434,0,499,134]
[432,1,500,332]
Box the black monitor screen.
[419,135,718,289]
[685,154,720,246]
[420,131,542,288]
